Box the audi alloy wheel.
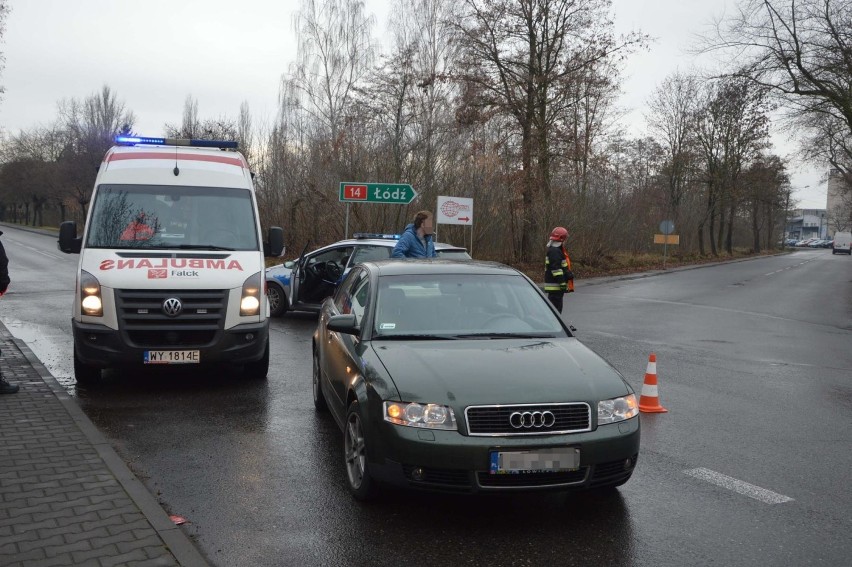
[312,348,328,412]
[344,401,375,500]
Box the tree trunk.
[708,207,718,256]
[751,201,761,252]
[725,199,735,254]
[520,120,534,263]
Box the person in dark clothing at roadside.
[392,210,437,258]
[544,226,574,313]
[0,231,18,394]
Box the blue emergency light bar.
[353,233,401,240]
[115,136,239,149]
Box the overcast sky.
[0,0,826,208]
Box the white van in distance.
[832,231,851,255]
[58,136,283,384]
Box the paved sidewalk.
[0,323,209,567]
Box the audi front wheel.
[343,401,376,500]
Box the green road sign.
[339,182,417,204]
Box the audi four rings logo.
[162,298,183,317]
[509,410,556,429]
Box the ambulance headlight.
[240,272,262,316]
[80,270,103,317]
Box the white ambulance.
[59,136,284,384]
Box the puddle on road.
[3,317,76,393]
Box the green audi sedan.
[312,260,639,500]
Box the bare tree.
[0,123,69,225]
[741,153,788,252]
[0,0,9,106]
[57,86,136,217]
[704,0,852,196]
[693,77,771,255]
[237,101,255,167]
[289,0,375,161]
[646,71,701,231]
[163,95,239,141]
[181,95,200,137]
[452,0,645,261]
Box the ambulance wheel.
[244,339,269,379]
[74,350,101,386]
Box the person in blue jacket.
[392,210,437,258]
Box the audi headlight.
[240,271,262,316]
[384,401,457,430]
[80,270,103,317]
[598,394,638,425]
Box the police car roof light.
[114,136,239,150]
[353,233,401,240]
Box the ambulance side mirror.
[264,226,284,257]
[58,221,82,254]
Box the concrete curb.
[9,334,211,567]
[542,250,792,290]
[0,221,60,238]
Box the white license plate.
[144,350,200,364]
[489,447,580,474]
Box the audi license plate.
[144,350,200,364]
[489,447,580,474]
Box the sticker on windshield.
[379,323,396,330]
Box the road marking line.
[684,468,794,504]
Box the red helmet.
[549,226,568,242]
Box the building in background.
[786,208,827,241]
[826,170,852,235]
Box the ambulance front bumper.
[72,319,268,368]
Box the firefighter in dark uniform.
[544,226,574,312]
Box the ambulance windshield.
[86,185,259,250]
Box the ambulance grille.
[115,289,228,347]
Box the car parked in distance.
[808,239,826,248]
[285,234,470,314]
[312,259,640,499]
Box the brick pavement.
[0,322,210,567]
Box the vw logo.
[509,410,556,429]
[162,297,183,317]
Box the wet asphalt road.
[1,222,850,566]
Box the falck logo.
[148,269,168,279]
[162,298,183,317]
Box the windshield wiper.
[373,334,458,340]
[451,332,555,339]
[176,244,236,251]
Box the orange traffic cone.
[638,353,668,413]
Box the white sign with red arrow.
[436,196,474,226]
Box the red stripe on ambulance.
[106,152,245,168]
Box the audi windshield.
[373,274,567,338]
[86,185,259,250]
